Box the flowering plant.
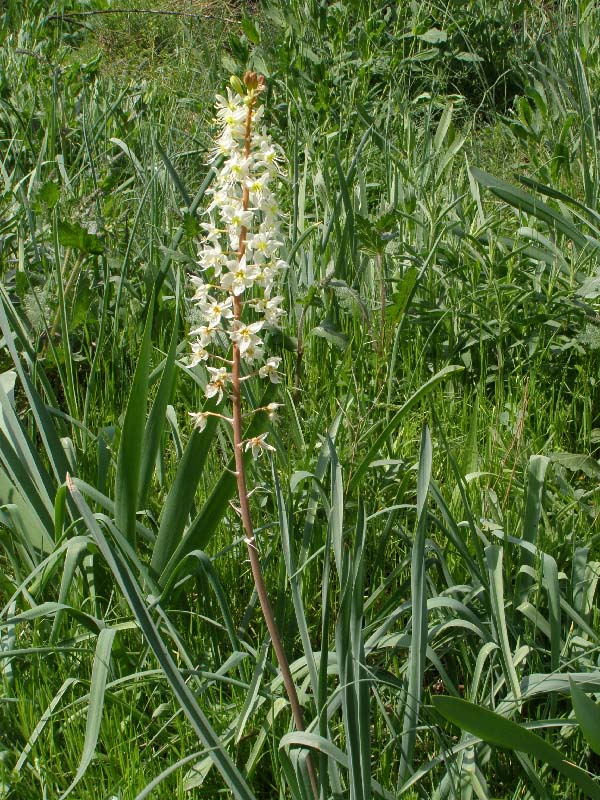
[188,72,285,448]
[187,72,317,796]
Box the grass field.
[1,1,599,798]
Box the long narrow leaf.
[115,296,154,545]
[399,426,431,782]
[59,627,117,799]
[66,476,256,800]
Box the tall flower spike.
[188,72,287,380]
[186,74,317,798]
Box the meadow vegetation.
[0,0,599,798]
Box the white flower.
[197,243,227,275]
[252,294,285,326]
[246,231,282,263]
[199,295,233,327]
[245,173,271,204]
[215,88,245,119]
[244,432,276,459]
[200,221,222,242]
[253,138,283,173]
[259,356,282,383]
[189,411,209,431]
[189,324,216,347]
[230,320,263,355]
[205,366,230,404]
[220,204,254,230]
[187,79,287,415]
[241,342,264,364]
[190,276,210,303]
[265,402,281,421]
[220,154,253,184]
[220,255,260,296]
[189,340,210,366]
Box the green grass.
[0,0,599,798]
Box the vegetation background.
[0,0,599,798]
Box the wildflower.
[189,340,210,366]
[219,255,260,296]
[265,402,281,421]
[189,411,209,431]
[205,366,230,404]
[242,342,264,364]
[188,74,286,424]
[230,320,263,355]
[259,356,282,383]
[199,295,234,327]
[244,432,276,459]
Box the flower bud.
[230,75,245,96]
[243,71,259,91]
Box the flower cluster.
[187,75,286,452]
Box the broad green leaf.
[486,545,521,705]
[399,427,431,783]
[158,386,276,585]
[39,180,60,208]
[0,299,72,490]
[571,678,600,755]
[433,695,600,799]
[151,403,221,578]
[514,455,549,606]
[57,219,103,255]
[418,28,447,44]
[550,451,600,478]
[241,14,260,44]
[138,287,180,509]
[471,167,595,250]
[311,318,349,351]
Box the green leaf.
[571,677,600,755]
[241,14,260,44]
[150,402,221,578]
[418,28,447,44]
[486,545,521,705]
[115,299,154,545]
[57,220,103,256]
[454,52,484,63]
[472,168,596,250]
[66,478,257,800]
[514,455,549,607]
[399,427,431,782]
[158,385,277,585]
[39,181,60,209]
[550,451,600,478]
[59,628,117,799]
[311,318,348,351]
[387,267,419,323]
[433,695,600,799]
[138,288,180,510]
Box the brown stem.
[230,80,318,798]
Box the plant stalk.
[230,77,318,798]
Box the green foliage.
[1,1,600,799]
